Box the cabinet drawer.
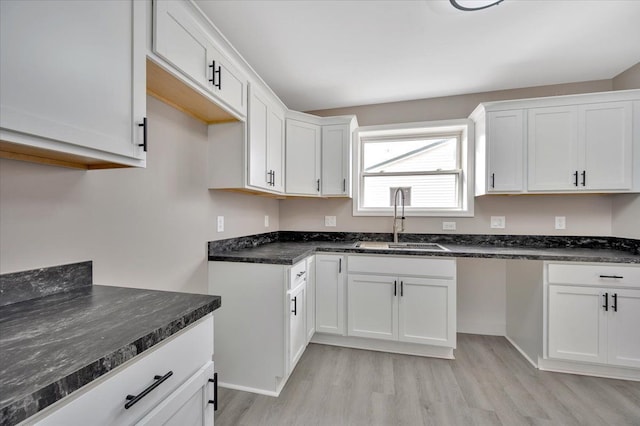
[289,259,307,290]
[35,315,214,426]
[548,263,640,288]
[348,256,455,278]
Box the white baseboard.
[218,381,282,397]
[505,335,538,368]
[311,333,455,359]
[538,358,640,382]
[457,321,506,336]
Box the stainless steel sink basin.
[354,241,449,252]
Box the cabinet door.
[247,87,269,190]
[289,283,306,372]
[286,120,321,195]
[398,277,456,347]
[347,275,398,341]
[0,0,145,162]
[135,362,215,426]
[607,289,640,368]
[207,44,247,117]
[315,255,346,335]
[306,256,316,343]
[267,105,285,193]
[579,102,633,191]
[321,124,351,196]
[548,285,607,364]
[528,106,579,191]
[486,110,524,192]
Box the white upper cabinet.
[248,85,285,193]
[0,0,146,169]
[472,90,640,195]
[322,123,354,197]
[528,106,579,191]
[476,109,525,194]
[153,0,247,118]
[286,119,321,195]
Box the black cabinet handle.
[209,60,221,89]
[292,296,297,315]
[138,117,147,152]
[343,178,346,192]
[612,293,618,312]
[208,372,218,411]
[394,280,397,296]
[581,170,586,186]
[574,171,578,186]
[338,258,342,273]
[317,179,320,192]
[603,292,608,311]
[125,371,173,409]
[600,275,623,279]
[400,281,404,297]
[491,173,495,188]
[271,170,276,186]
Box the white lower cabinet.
[315,254,346,335]
[33,316,215,425]
[208,257,310,396]
[546,262,640,370]
[347,273,456,348]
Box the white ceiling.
[194,0,640,112]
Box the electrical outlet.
[325,216,337,227]
[555,216,566,230]
[442,221,456,231]
[217,216,224,232]
[264,215,269,227]
[490,216,506,229]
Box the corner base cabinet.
[30,315,216,425]
[545,262,640,370]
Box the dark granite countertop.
[208,232,640,265]
[0,282,221,425]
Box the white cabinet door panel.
[579,102,633,191]
[286,119,321,195]
[306,256,316,343]
[486,110,524,192]
[248,88,269,189]
[288,283,306,372]
[399,277,456,347]
[607,289,640,369]
[548,285,607,364]
[268,106,285,192]
[528,106,579,191]
[347,275,398,341]
[315,255,345,335]
[322,124,351,196]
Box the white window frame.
[353,119,474,217]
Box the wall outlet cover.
[264,215,269,227]
[490,216,506,229]
[217,216,224,232]
[442,221,456,231]
[555,216,566,230]
[325,216,337,227]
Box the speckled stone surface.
[0,261,92,307]
[208,232,640,265]
[0,285,221,426]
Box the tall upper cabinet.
[472,90,640,195]
[0,0,147,169]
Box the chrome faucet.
[392,188,405,243]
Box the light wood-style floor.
[215,334,640,425]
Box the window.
[354,119,474,217]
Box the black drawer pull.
[599,275,623,279]
[125,371,173,409]
[394,280,397,296]
[603,292,608,311]
[292,296,297,315]
[208,372,218,411]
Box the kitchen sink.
[354,241,449,251]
